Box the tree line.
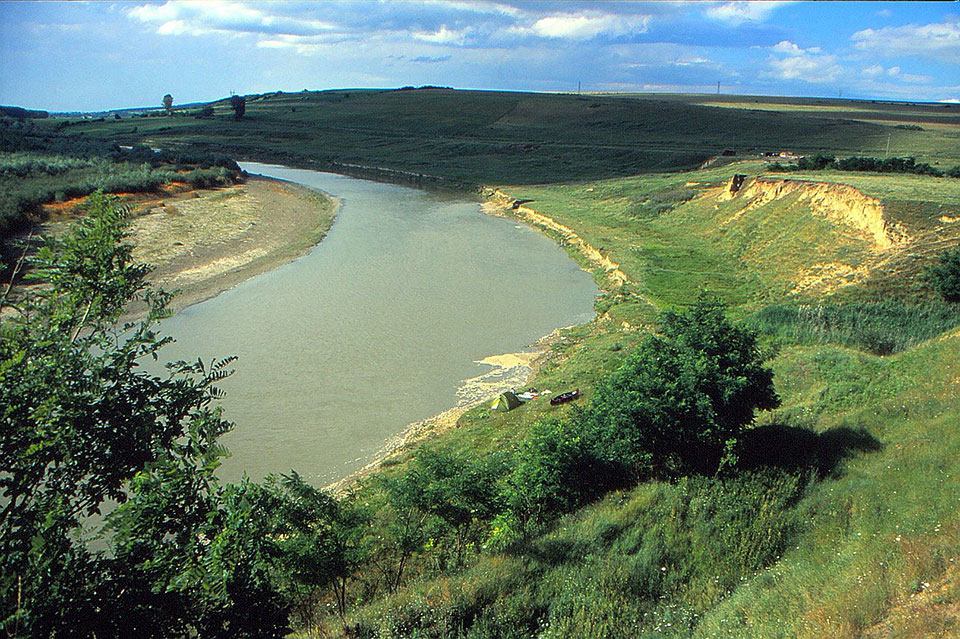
[768,153,960,178]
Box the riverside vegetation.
[0,118,242,247]
[3,90,960,638]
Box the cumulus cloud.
[852,18,960,62]
[705,2,782,25]
[413,25,472,45]
[765,40,841,83]
[771,40,803,55]
[507,11,650,40]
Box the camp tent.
[491,391,523,412]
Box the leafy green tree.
[927,248,960,302]
[0,193,290,638]
[262,473,369,631]
[162,93,173,115]
[499,417,612,533]
[587,296,779,478]
[376,449,505,587]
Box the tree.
[499,417,614,533]
[230,95,246,120]
[162,93,173,115]
[379,449,504,571]
[586,296,780,478]
[262,473,368,632]
[927,248,960,302]
[0,193,290,637]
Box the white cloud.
[772,40,803,55]
[413,25,472,45]
[766,40,841,83]
[509,11,650,40]
[673,56,710,67]
[852,18,960,62]
[769,54,841,83]
[423,1,522,18]
[128,1,337,39]
[705,2,782,25]
[863,64,884,76]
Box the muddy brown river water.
[157,163,599,484]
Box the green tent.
[491,391,523,412]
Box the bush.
[797,153,835,171]
[927,249,960,302]
[500,417,620,532]
[585,297,779,478]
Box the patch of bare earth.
[122,176,338,317]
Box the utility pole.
[578,81,581,95]
[717,80,721,95]
[885,132,891,158]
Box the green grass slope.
[32,90,960,636]
[328,162,960,638]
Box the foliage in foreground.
[0,195,346,638]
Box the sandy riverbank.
[4,176,337,323]
[122,175,339,318]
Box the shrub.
[500,417,619,532]
[797,153,835,171]
[927,248,960,302]
[585,297,779,479]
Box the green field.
[325,157,960,638]
[44,88,960,185]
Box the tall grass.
[749,300,960,355]
[347,471,810,639]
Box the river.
[157,163,599,484]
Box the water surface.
[159,163,598,483]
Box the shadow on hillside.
[737,423,883,478]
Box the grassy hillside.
[322,161,960,638]
[36,89,960,185]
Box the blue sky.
[1,1,958,112]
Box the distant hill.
[0,105,48,119]
[37,88,960,185]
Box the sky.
[1,1,959,112]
